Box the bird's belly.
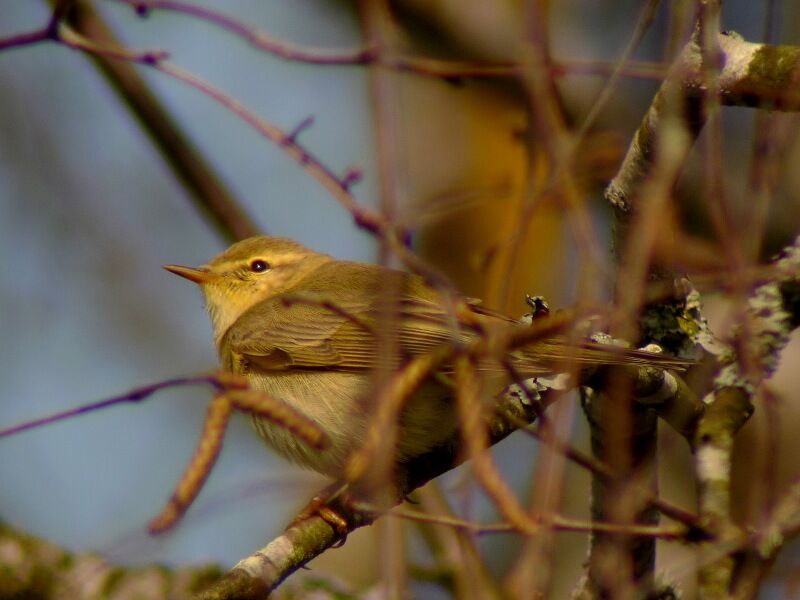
[246,371,458,478]
[247,371,365,476]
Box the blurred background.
[1,1,800,597]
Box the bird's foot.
[290,482,352,546]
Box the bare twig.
[55,0,258,243]
[1,371,330,535]
[114,0,672,82]
[454,355,540,534]
[345,349,451,484]
[148,394,234,534]
[517,418,705,530]
[120,0,373,64]
[412,485,502,600]
[0,28,51,51]
[574,0,662,140]
[0,372,243,438]
[593,23,702,596]
[378,505,689,540]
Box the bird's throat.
[203,285,257,349]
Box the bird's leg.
[290,480,353,542]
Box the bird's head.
[164,236,331,343]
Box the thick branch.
[0,520,220,599]
[606,31,800,214]
[697,235,800,597]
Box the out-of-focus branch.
[696,235,800,597]
[595,23,800,597]
[587,20,705,600]
[0,372,246,438]
[194,356,708,600]
[115,0,672,82]
[51,15,462,293]
[0,28,51,50]
[410,485,503,600]
[54,0,259,243]
[742,470,800,597]
[517,404,704,529]
[49,18,421,261]
[593,54,702,593]
[0,520,221,599]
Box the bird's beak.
[163,264,219,285]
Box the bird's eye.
[249,259,270,273]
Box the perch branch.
[194,378,540,600]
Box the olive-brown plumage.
[165,236,681,477]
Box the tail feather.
[507,340,691,375]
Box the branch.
[376,505,689,540]
[696,234,800,597]
[606,30,800,213]
[0,519,221,599]
[0,373,242,438]
[52,18,438,277]
[197,356,708,599]
[115,0,672,82]
[55,0,259,243]
[194,385,540,599]
[0,28,51,51]
[592,18,799,598]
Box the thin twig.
[454,355,540,534]
[148,394,234,533]
[515,416,705,530]
[120,0,373,64]
[575,0,662,140]
[0,373,242,438]
[54,2,258,243]
[375,505,689,540]
[114,0,672,82]
[345,348,452,484]
[0,28,51,51]
[196,382,539,599]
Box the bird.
[164,235,684,480]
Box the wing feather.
[220,261,688,375]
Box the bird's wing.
[223,297,348,369]
[222,261,689,374]
[222,276,473,371]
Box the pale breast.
[246,370,460,478]
[248,371,369,476]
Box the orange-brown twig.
[148,387,330,534]
[0,369,330,536]
[453,355,540,534]
[226,389,329,451]
[149,394,234,534]
[366,504,690,540]
[345,348,451,484]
